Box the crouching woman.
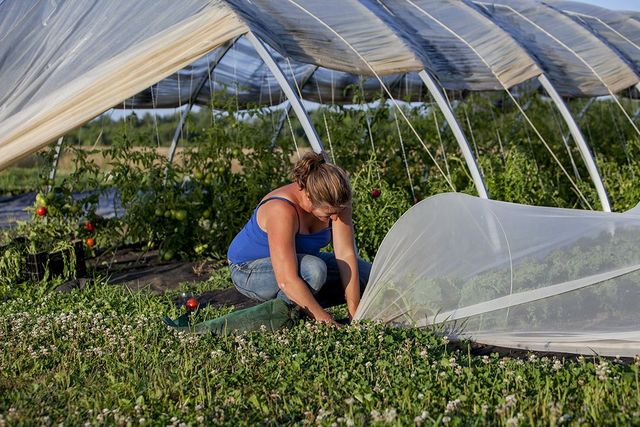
[227,152,371,325]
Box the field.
[1,93,640,425]
[1,277,639,425]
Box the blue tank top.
[227,196,332,264]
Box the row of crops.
[1,92,640,424]
[2,93,640,276]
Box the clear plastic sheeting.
[1,0,640,171]
[546,1,640,75]
[127,0,640,111]
[472,0,639,96]
[355,193,640,357]
[0,0,247,170]
[376,0,541,91]
[224,0,425,76]
[124,37,428,109]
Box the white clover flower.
[445,399,461,414]
[595,361,610,381]
[442,415,451,424]
[370,409,382,421]
[383,408,397,422]
[506,416,519,427]
[558,414,571,424]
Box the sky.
[580,0,639,11]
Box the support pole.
[418,70,489,199]
[438,100,459,135]
[632,84,640,121]
[47,137,64,193]
[560,97,596,180]
[246,32,324,154]
[538,74,611,212]
[164,39,236,184]
[269,65,319,148]
[166,39,236,166]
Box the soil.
[54,245,349,311]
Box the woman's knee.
[298,254,327,293]
[229,260,280,301]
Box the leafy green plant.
[351,156,412,262]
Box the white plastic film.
[0,0,246,170]
[355,193,640,357]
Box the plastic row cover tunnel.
[354,193,640,357]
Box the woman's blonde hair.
[291,152,351,209]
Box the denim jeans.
[229,252,372,306]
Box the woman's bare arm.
[331,204,361,318]
[262,201,336,324]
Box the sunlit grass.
[1,274,638,426]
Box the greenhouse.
[2,0,640,359]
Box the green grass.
[0,167,94,196]
[0,167,43,196]
[1,271,639,426]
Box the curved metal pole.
[418,70,489,199]
[166,38,237,166]
[560,97,596,181]
[163,39,237,184]
[246,32,324,154]
[270,65,319,148]
[538,74,611,212]
[47,136,64,193]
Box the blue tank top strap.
[256,196,300,233]
[227,195,332,264]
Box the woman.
[227,152,371,325]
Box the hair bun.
[291,151,351,209]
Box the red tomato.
[84,221,95,232]
[36,206,47,216]
[85,237,96,248]
[185,298,199,312]
[370,188,381,199]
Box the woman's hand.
[313,309,340,326]
[331,205,361,317]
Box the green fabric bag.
[163,299,300,335]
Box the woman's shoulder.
[256,187,300,233]
[261,184,299,205]
[257,185,299,219]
